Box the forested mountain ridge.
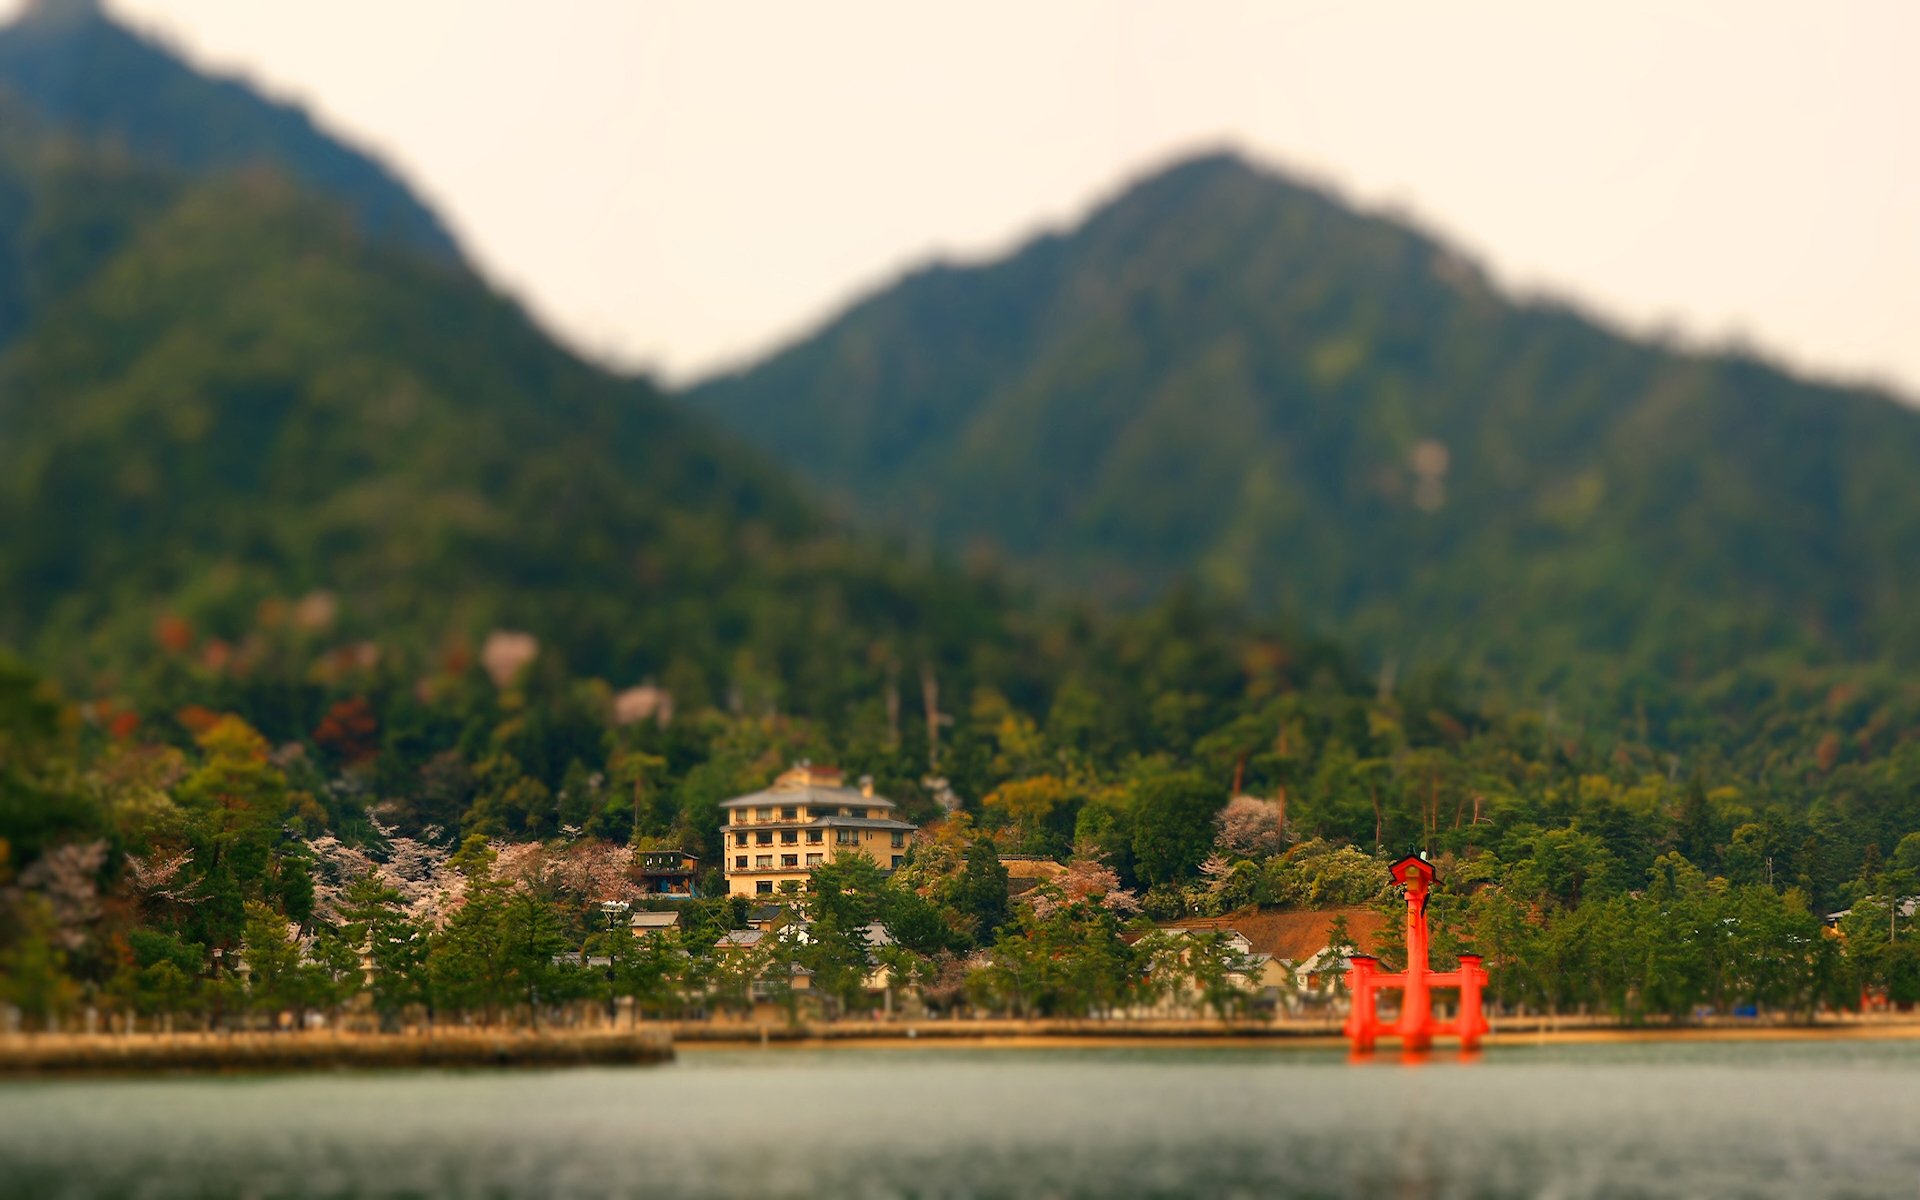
[0,94,1047,710]
[0,0,459,266]
[0,87,185,352]
[690,152,1920,692]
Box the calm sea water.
[1,1040,1917,1199]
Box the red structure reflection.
[1343,854,1489,1053]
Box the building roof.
[720,786,898,812]
[1000,856,1066,897]
[1826,896,1919,925]
[717,929,765,948]
[719,763,897,811]
[1160,906,1388,965]
[629,911,683,930]
[810,815,917,831]
[1000,856,1067,880]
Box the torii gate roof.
[1389,853,1437,886]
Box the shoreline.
[6,1015,1919,1076]
[0,1027,672,1078]
[668,1015,1920,1052]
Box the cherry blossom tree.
[1215,795,1288,859]
[18,840,107,951]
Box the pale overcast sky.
[8,1,1916,394]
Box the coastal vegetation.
[4,622,1916,1032]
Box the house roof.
[999,856,1067,898]
[1159,906,1388,965]
[629,911,682,930]
[1825,896,1919,924]
[552,953,613,968]
[717,929,765,948]
[1000,856,1067,880]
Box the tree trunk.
[920,664,942,770]
[885,663,901,748]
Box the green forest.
[5,595,1918,1027]
[693,154,1920,697]
[2,3,1918,1032]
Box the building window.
[756,855,773,869]
[806,854,823,867]
[734,856,747,869]
[851,808,868,820]
[836,829,860,846]
[892,856,904,869]
[757,831,773,845]
[734,832,747,847]
[891,832,905,848]
[781,831,798,845]
[806,830,823,844]
[756,881,774,895]
[781,806,798,820]
[781,854,798,868]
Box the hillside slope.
[0,111,1029,710]
[0,0,458,264]
[0,88,181,348]
[691,153,1920,687]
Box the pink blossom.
[1215,795,1287,858]
[18,840,107,951]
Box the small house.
[629,910,683,938]
[637,849,699,899]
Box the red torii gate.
[1343,853,1489,1052]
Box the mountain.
[0,62,1030,711]
[690,152,1920,689]
[0,0,458,263]
[0,85,182,350]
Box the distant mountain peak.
[691,150,1920,682]
[1147,145,1255,175]
[1119,146,1331,198]
[0,0,461,262]
[17,0,104,25]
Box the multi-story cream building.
[721,763,917,897]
